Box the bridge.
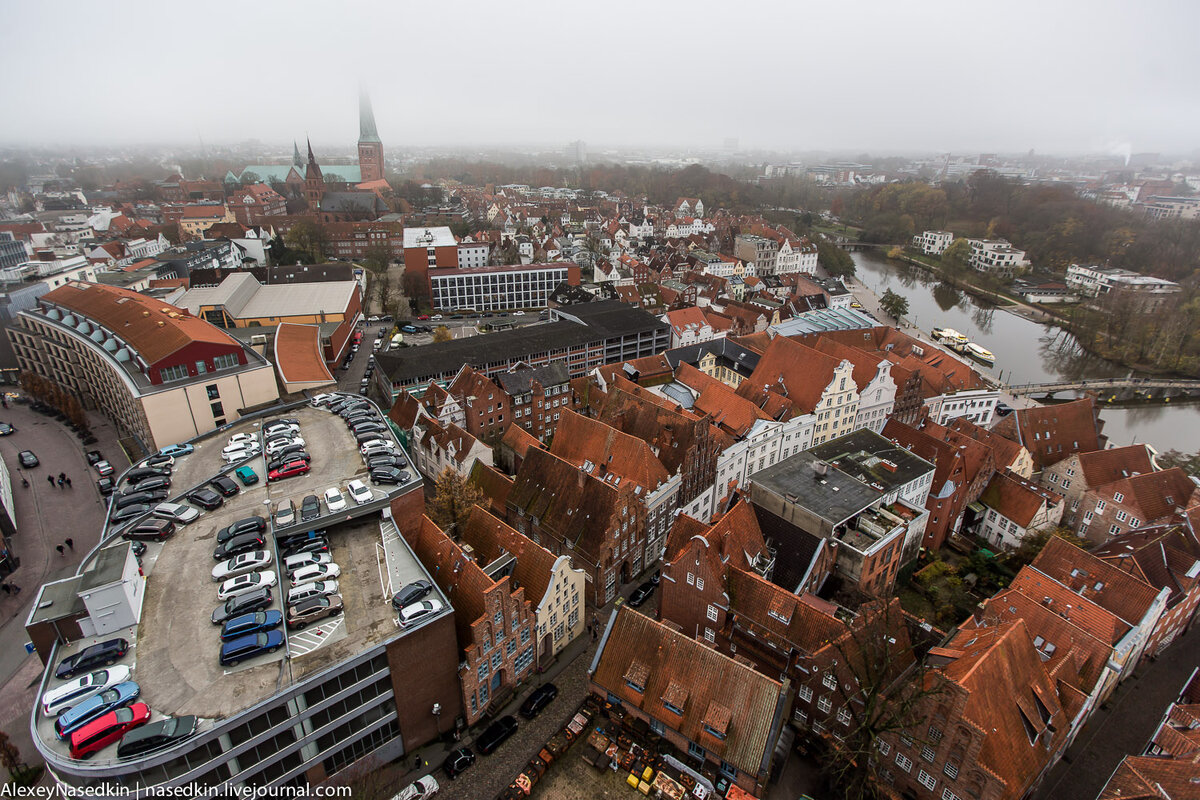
[1006,377,1200,397]
[831,241,892,251]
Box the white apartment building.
[923,388,999,427]
[457,241,490,268]
[851,361,897,433]
[775,238,819,274]
[1065,265,1181,310]
[2,256,98,290]
[967,239,1029,277]
[912,230,954,256]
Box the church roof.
[359,90,382,144]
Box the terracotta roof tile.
[1093,468,1197,526]
[736,335,843,415]
[401,516,496,648]
[992,397,1104,470]
[1008,566,1131,645]
[1077,444,1157,486]
[468,461,514,518]
[549,409,670,491]
[500,422,542,460]
[979,470,1062,527]
[1032,536,1162,625]
[273,323,334,385]
[457,505,556,607]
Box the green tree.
[284,221,326,263]
[429,467,484,531]
[879,289,910,320]
[432,325,453,343]
[940,238,970,273]
[816,238,856,278]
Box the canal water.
[850,251,1200,453]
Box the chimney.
[578,466,586,489]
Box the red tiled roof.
[468,462,514,518]
[992,397,1104,470]
[500,423,542,460]
[388,391,425,430]
[458,505,557,607]
[550,409,670,491]
[1077,445,1157,487]
[402,516,497,648]
[673,363,770,439]
[736,335,842,415]
[1092,468,1196,526]
[1007,567,1131,645]
[947,417,1028,472]
[726,568,844,655]
[979,470,1062,527]
[273,323,334,385]
[1092,526,1200,606]
[1031,536,1162,626]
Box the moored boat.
[964,342,995,365]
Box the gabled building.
[1073,467,1195,545]
[494,361,574,442]
[992,396,1106,472]
[977,470,1064,551]
[590,606,790,795]
[1041,444,1158,527]
[411,417,491,481]
[456,505,586,666]
[445,364,511,443]
[401,516,537,725]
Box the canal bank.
[844,250,1200,453]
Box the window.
[515,647,533,674]
[687,572,694,585]
[159,364,188,382]
[928,725,943,743]
[1114,492,1124,503]
[918,769,937,791]
[478,683,488,707]
[942,790,962,800]
[206,384,220,400]
[696,576,705,590]
[921,745,936,763]
[877,739,891,756]
[1116,510,1128,522]
[210,401,224,418]
[943,761,959,779]
[798,685,813,703]
[1096,500,1107,513]
[1110,524,1120,535]
[491,652,502,670]
[477,662,488,681]
[836,707,851,726]
[817,696,832,714]
[213,353,239,370]
[823,673,838,690]
[688,742,705,760]
[1129,517,1140,528]
[194,360,207,375]
[895,753,913,773]
[506,639,516,656]
[707,604,718,622]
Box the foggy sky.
[1,0,1196,156]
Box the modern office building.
[429,262,579,312]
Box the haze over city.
[2,0,1197,155]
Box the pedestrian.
[57,477,64,489]
[413,755,420,771]
[58,471,66,483]
[65,538,74,551]
[11,583,20,595]
[20,477,28,488]
[56,545,65,556]
[65,477,72,489]
[47,475,54,487]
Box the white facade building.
[923,388,999,427]
[457,241,490,269]
[775,238,819,274]
[912,230,954,256]
[967,239,1030,277]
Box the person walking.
[57,476,64,489]
[58,472,65,483]
[64,538,74,551]
[56,545,65,556]
[47,475,54,487]
[64,477,72,489]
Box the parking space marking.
[287,617,344,657]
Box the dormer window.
[624,660,649,694]
[662,681,689,716]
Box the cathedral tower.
[357,90,384,183]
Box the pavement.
[1032,624,1200,800]
[0,396,130,778]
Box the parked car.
[158,443,194,457]
[519,683,559,719]
[227,433,257,447]
[350,422,387,437]
[143,453,174,469]
[476,715,518,755]
[274,499,296,527]
[628,581,656,608]
[323,487,347,512]
[286,595,345,629]
[128,475,170,492]
[281,538,330,558]
[219,630,284,666]
[278,528,327,548]
[116,714,198,759]
[152,502,199,525]
[212,550,273,582]
[212,533,266,561]
[41,666,131,717]
[221,446,260,463]
[121,519,175,543]
[359,439,397,454]
[216,516,267,543]
[290,562,341,586]
[85,450,104,466]
[346,479,373,505]
[234,465,259,486]
[269,460,311,481]
[109,504,150,524]
[391,580,433,611]
[366,455,407,471]
[93,460,114,476]
[54,682,141,740]
[370,467,410,485]
[55,639,130,680]
[210,475,240,497]
[18,450,38,468]
[397,598,443,628]
[69,702,150,759]
[262,423,299,438]
[219,610,284,642]
[189,488,224,510]
[267,450,309,472]
[443,747,476,780]
[96,477,115,496]
[286,579,339,605]
[299,494,321,522]
[211,587,273,625]
[113,491,167,510]
[217,570,277,601]
[394,775,440,800]
[266,437,305,456]
[124,467,168,484]
[309,393,336,407]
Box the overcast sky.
[1,0,1196,156]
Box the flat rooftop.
[34,396,446,765]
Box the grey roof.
[495,362,571,395]
[809,429,934,494]
[753,456,881,527]
[79,543,131,592]
[174,273,359,320]
[319,192,386,214]
[770,306,877,336]
[658,382,696,409]
[550,300,670,339]
[664,337,761,378]
[28,575,86,625]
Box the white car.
[286,579,339,605]
[430,315,443,321]
[283,552,332,573]
[359,439,397,454]
[222,447,260,463]
[217,570,278,601]
[222,440,260,456]
[394,775,440,800]
[212,550,273,582]
[266,437,304,456]
[152,502,200,525]
[323,487,347,513]
[290,562,341,586]
[398,598,444,628]
[41,665,132,717]
[227,433,257,447]
[347,480,372,505]
[310,393,336,407]
[513,310,525,316]
[263,423,300,438]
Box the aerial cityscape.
[0,3,1198,800]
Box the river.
[850,251,1200,453]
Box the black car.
[519,683,559,719]
[216,516,267,543]
[350,422,387,437]
[121,519,175,543]
[267,451,310,472]
[281,538,330,558]
[85,450,105,466]
[299,495,321,522]
[476,715,518,755]
[189,488,224,510]
[110,503,150,524]
[269,443,307,463]
[443,747,476,780]
[211,588,272,625]
[390,580,433,610]
[369,467,409,485]
[55,638,129,679]
[213,533,266,561]
[265,417,299,428]
[337,403,371,417]
[96,476,116,496]
[366,455,408,471]
[116,715,198,759]
[210,475,240,497]
[995,402,1014,417]
[628,581,656,608]
[125,467,168,484]
[0,422,14,435]
[113,490,168,510]
[277,528,328,549]
[18,450,38,468]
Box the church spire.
[359,89,381,144]
[306,136,316,164]
[293,140,303,168]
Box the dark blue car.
[220,610,284,642]
[54,682,140,740]
[219,630,285,666]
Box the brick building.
[1072,467,1196,545]
[976,470,1064,551]
[991,396,1106,472]
[226,183,286,225]
[324,221,405,261]
[1040,444,1158,528]
[495,362,574,442]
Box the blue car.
[159,443,194,457]
[220,610,284,642]
[54,681,140,740]
[219,630,284,667]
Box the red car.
[417,314,430,321]
[353,331,364,344]
[70,701,150,759]
[268,459,311,482]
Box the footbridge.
[1006,377,1200,397]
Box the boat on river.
[932,326,995,365]
[931,327,969,346]
[963,342,995,366]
